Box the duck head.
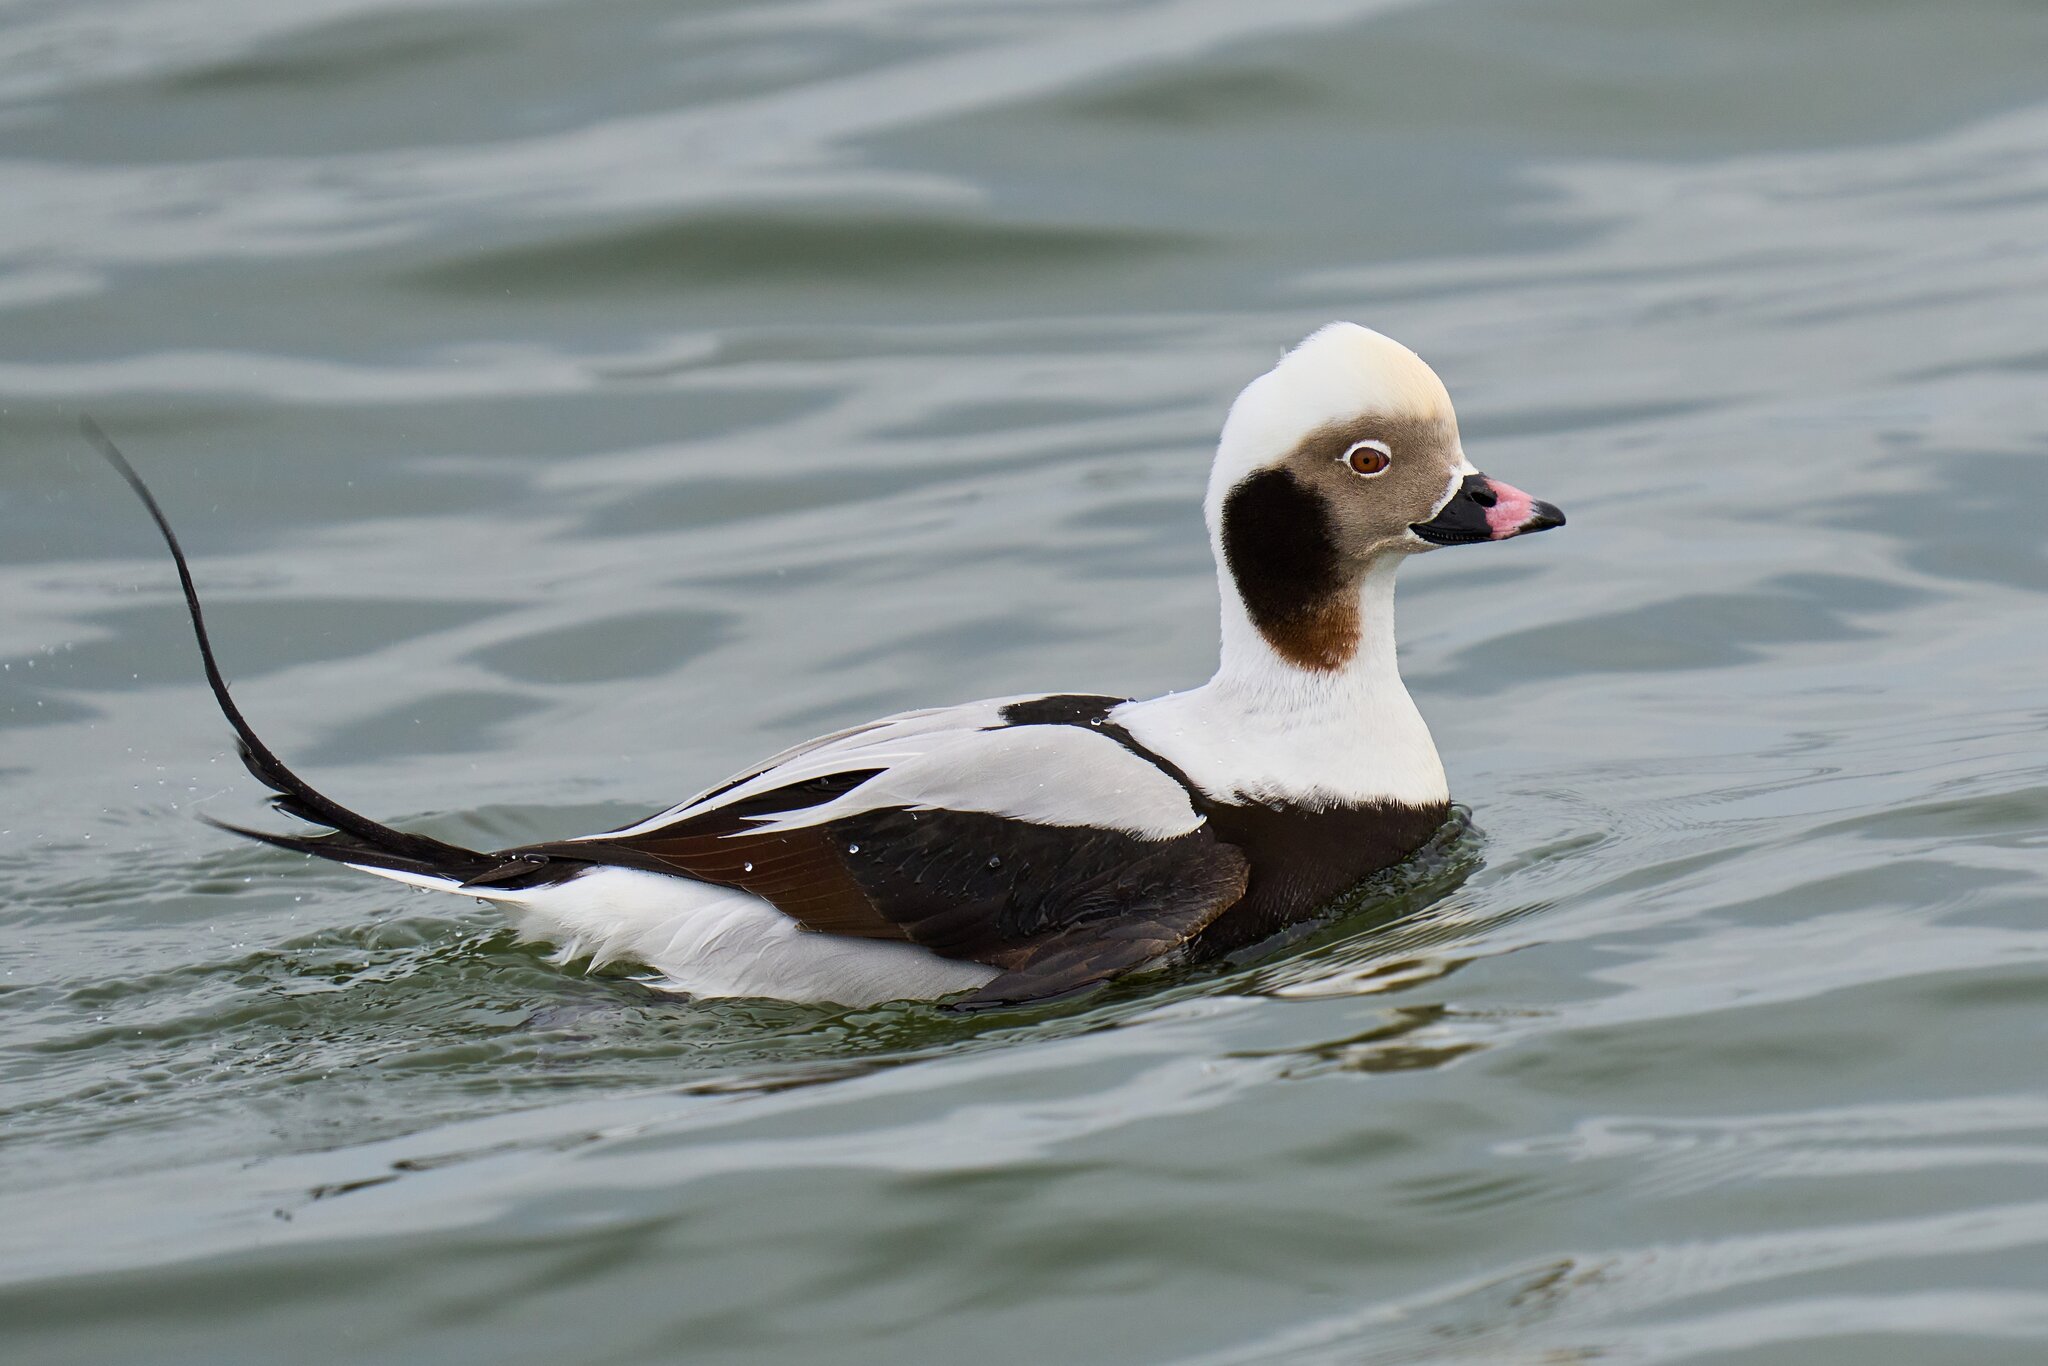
[1208,322,1563,673]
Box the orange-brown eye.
[1343,441,1392,477]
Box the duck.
[90,322,1562,1009]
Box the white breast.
[1115,557,1448,809]
[582,695,1204,843]
[1116,678,1445,810]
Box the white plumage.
[362,862,997,1004]
[100,320,1564,1008]
[1115,555,1449,810]
[590,698,1203,843]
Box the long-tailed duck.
[91,323,1561,1009]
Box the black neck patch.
[1219,470,1357,670]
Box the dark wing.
[506,771,898,938]
[508,705,1244,1004]
[948,838,1248,1009]
[526,800,1247,1007]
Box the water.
[4,1,2047,1361]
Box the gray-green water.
[5,1,2048,1362]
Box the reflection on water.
[3,0,2048,1363]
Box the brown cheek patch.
[1220,470,1360,672]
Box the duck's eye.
[1342,440,1392,477]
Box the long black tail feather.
[84,418,504,885]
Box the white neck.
[1116,553,1448,809]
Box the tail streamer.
[84,418,497,880]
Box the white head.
[1204,323,1563,673]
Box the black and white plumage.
[91,323,1563,1008]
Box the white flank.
[584,695,1202,843]
[738,723,1202,839]
[350,861,995,1005]
[602,697,1020,834]
[587,697,1014,838]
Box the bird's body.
[94,323,1562,1008]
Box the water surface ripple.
[4,1,2047,1363]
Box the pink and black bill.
[1411,474,1565,547]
